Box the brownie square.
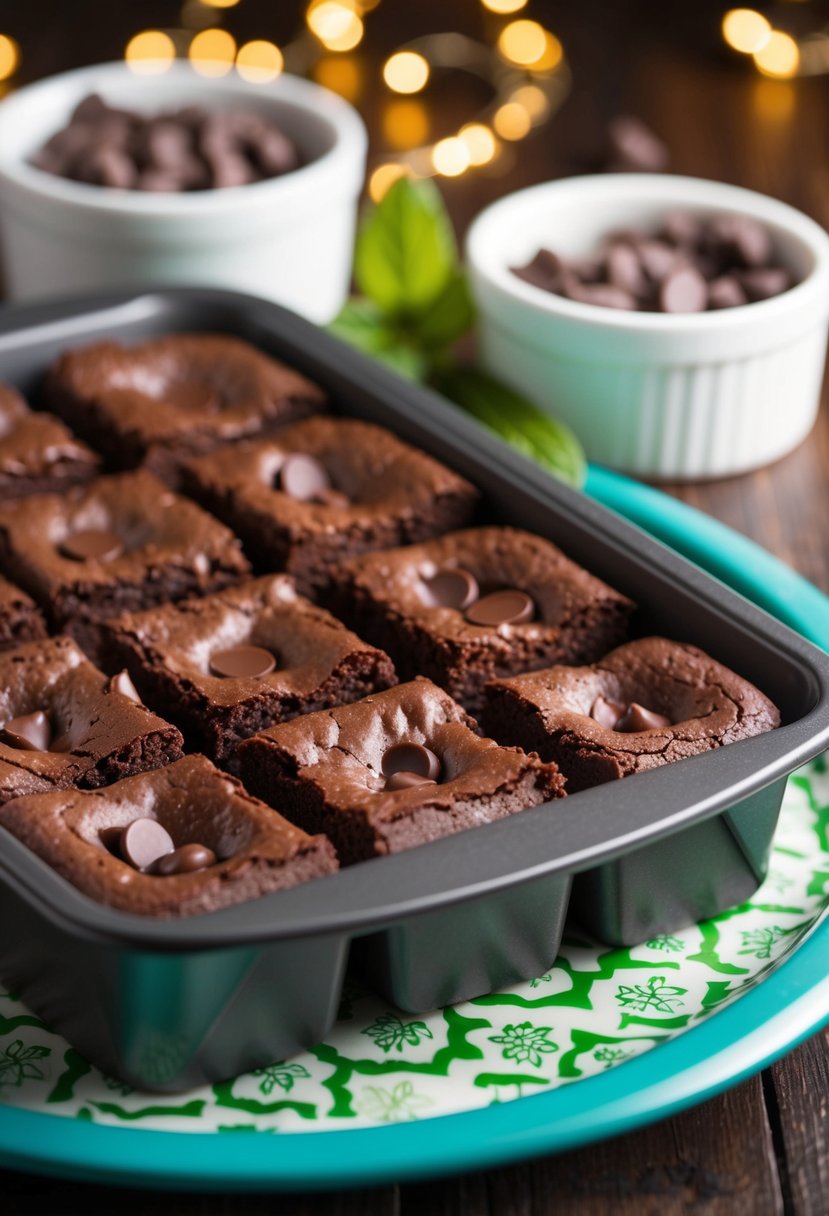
[0,635,184,805]
[99,574,397,763]
[0,575,47,652]
[182,416,479,596]
[0,754,337,918]
[44,333,327,485]
[238,678,565,864]
[0,469,250,641]
[482,637,781,792]
[0,383,99,498]
[334,527,635,715]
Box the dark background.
[1,2,828,1212]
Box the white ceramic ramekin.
[0,62,367,324]
[467,175,829,479]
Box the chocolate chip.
[660,210,702,248]
[119,818,174,871]
[638,240,681,282]
[146,121,192,170]
[209,645,277,679]
[153,843,217,876]
[382,742,441,782]
[605,243,647,297]
[422,567,479,611]
[707,214,771,268]
[135,170,184,193]
[1,711,51,751]
[566,282,638,310]
[615,702,672,732]
[384,771,438,792]
[708,276,748,310]
[278,454,331,502]
[253,128,299,176]
[165,382,217,413]
[88,146,136,190]
[465,589,535,626]
[59,527,123,562]
[739,267,792,302]
[512,248,564,292]
[107,670,141,704]
[590,695,626,729]
[606,116,669,173]
[659,265,708,314]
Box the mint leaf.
[436,367,587,489]
[354,178,458,318]
[413,270,476,353]
[328,298,393,355]
[329,298,427,381]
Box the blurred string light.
[236,40,284,83]
[0,33,19,82]
[370,28,570,194]
[307,1,364,53]
[481,0,528,13]
[114,0,567,198]
[125,30,176,75]
[383,51,430,94]
[721,8,806,79]
[189,27,237,76]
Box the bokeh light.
[383,100,429,150]
[307,3,364,52]
[200,0,241,7]
[753,29,800,78]
[369,162,411,202]
[481,0,527,12]
[432,136,471,176]
[722,9,772,54]
[0,34,19,81]
[493,100,532,140]
[313,55,363,101]
[497,20,545,66]
[383,51,430,94]
[125,30,176,76]
[458,122,498,166]
[236,40,284,83]
[509,83,550,121]
[189,28,237,76]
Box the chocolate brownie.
[0,754,337,918]
[0,635,184,805]
[99,575,397,763]
[181,417,479,596]
[334,527,635,715]
[0,576,47,652]
[44,333,326,485]
[482,637,781,792]
[0,469,250,643]
[238,678,565,864]
[0,383,99,497]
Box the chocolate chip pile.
[31,93,301,192]
[513,210,795,313]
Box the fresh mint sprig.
[329,176,586,488]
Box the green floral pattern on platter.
[1,757,827,1135]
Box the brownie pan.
[0,287,828,1093]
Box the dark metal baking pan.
[0,287,827,1091]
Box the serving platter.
[0,466,826,1191]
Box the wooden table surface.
[2,1,828,1211]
